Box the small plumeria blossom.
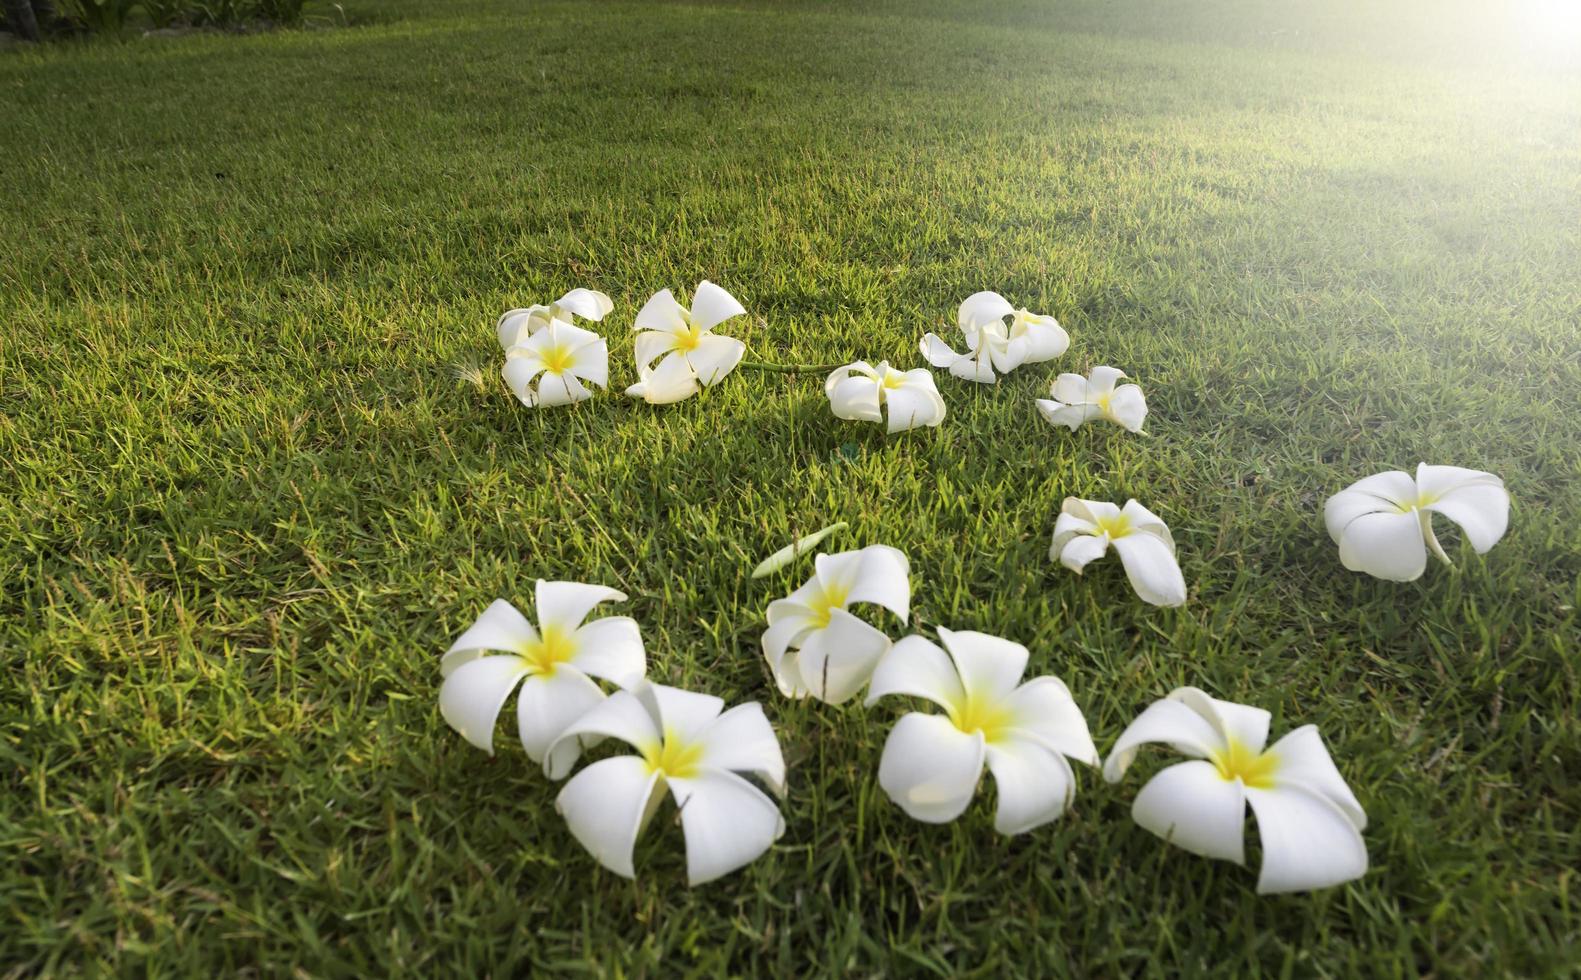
[824,360,947,433]
[547,683,786,886]
[497,288,614,349]
[1104,687,1368,895]
[919,291,1069,384]
[865,629,1098,834]
[502,319,610,408]
[761,545,910,704]
[624,281,748,404]
[1050,498,1186,607]
[1035,366,1148,433]
[1324,463,1510,582]
[439,583,645,772]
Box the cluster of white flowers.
[450,281,1515,890]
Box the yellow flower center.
[948,694,1014,743]
[1211,738,1279,789]
[674,317,703,353]
[643,730,705,780]
[1093,512,1133,539]
[539,342,575,375]
[1394,491,1441,513]
[881,371,905,390]
[805,582,850,629]
[520,624,577,675]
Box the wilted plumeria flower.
[1324,464,1510,582]
[1103,687,1368,894]
[761,545,910,704]
[497,288,614,350]
[919,291,1069,383]
[502,319,609,407]
[866,629,1098,834]
[1036,366,1148,433]
[624,281,747,404]
[439,582,644,771]
[824,361,947,433]
[547,683,786,886]
[1050,498,1186,607]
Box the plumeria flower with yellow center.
[920,291,1069,384]
[865,628,1098,834]
[496,287,614,349]
[624,281,748,404]
[824,360,947,433]
[760,545,910,704]
[546,683,786,886]
[1103,687,1368,894]
[438,582,645,772]
[1324,463,1510,582]
[1035,366,1148,433]
[502,319,609,408]
[1050,498,1186,607]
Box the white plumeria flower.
[761,545,910,704]
[824,360,947,433]
[1324,463,1510,582]
[502,319,609,408]
[624,281,748,404]
[865,628,1098,834]
[919,291,1069,383]
[1050,498,1186,607]
[1035,366,1148,433]
[497,288,614,349]
[547,683,786,886]
[439,583,645,772]
[1103,687,1368,895]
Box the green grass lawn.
[3,0,1579,973]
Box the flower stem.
[739,360,842,374]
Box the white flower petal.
[937,627,1027,704]
[567,339,609,389]
[697,702,786,796]
[1049,508,1101,554]
[1169,688,1271,756]
[556,756,663,879]
[1425,482,1509,555]
[501,357,546,407]
[687,334,746,387]
[877,712,985,823]
[1264,725,1365,830]
[544,689,662,777]
[950,349,998,383]
[533,371,591,407]
[1245,784,1368,894]
[439,655,530,754]
[865,634,966,711]
[1103,697,1227,783]
[1120,500,1173,540]
[1106,384,1148,432]
[652,684,726,744]
[919,333,959,368]
[569,616,646,686]
[626,351,701,404]
[1086,366,1126,397]
[688,280,746,331]
[497,308,539,349]
[827,374,883,423]
[1110,532,1187,606]
[554,288,613,322]
[787,608,892,704]
[884,383,945,432]
[957,290,1014,331]
[1050,373,1091,404]
[1337,509,1428,581]
[1014,312,1070,362]
[1036,400,1100,431]
[1414,463,1503,499]
[441,599,535,677]
[535,580,625,633]
[517,666,606,769]
[984,734,1077,834]
[633,330,680,372]
[1056,533,1109,573]
[668,769,784,885]
[987,334,1030,375]
[634,289,687,333]
[1323,471,1416,542]
[1131,759,1247,863]
[1002,676,1099,765]
[750,521,848,580]
[760,610,815,689]
[843,544,911,621]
